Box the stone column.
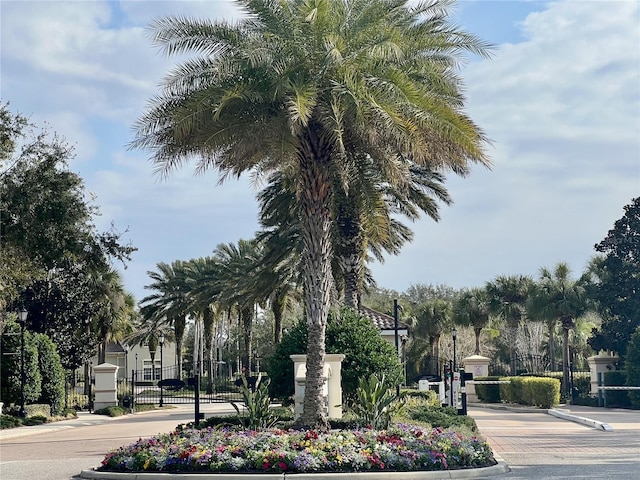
[93,363,119,410]
[462,355,490,402]
[290,354,345,419]
[587,354,619,396]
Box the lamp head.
[18,307,28,322]
[452,328,458,340]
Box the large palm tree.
[528,263,589,397]
[132,0,491,427]
[486,275,533,375]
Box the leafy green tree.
[268,307,402,401]
[34,333,66,416]
[588,197,640,363]
[0,104,135,372]
[132,0,490,426]
[625,327,640,407]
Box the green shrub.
[267,308,403,401]
[231,374,276,430]
[474,376,501,403]
[349,374,402,430]
[25,403,51,417]
[408,405,478,432]
[603,370,631,407]
[0,414,22,429]
[0,319,41,406]
[67,392,89,410]
[34,333,66,416]
[625,327,640,408]
[477,376,560,408]
[402,389,439,407]
[572,373,591,398]
[525,377,560,408]
[22,414,48,426]
[94,406,128,417]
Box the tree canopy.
[0,103,136,369]
[588,197,640,361]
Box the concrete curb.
[78,462,510,479]
[547,409,613,431]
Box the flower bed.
[99,424,496,474]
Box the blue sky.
[2,0,639,303]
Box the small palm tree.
[529,263,589,397]
[486,275,533,375]
[453,287,490,355]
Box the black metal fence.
[121,364,244,406]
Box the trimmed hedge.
[476,376,560,408]
[603,370,631,407]
[474,376,501,403]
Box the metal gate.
[128,364,243,406]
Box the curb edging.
[78,462,510,479]
[547,409,613,431]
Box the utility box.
[290,354,345,420]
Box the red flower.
[278,462,288,470]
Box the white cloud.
[1,0,638,301]
[371,0,640,291]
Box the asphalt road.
[0,404,235,480]
[0,404,638,479]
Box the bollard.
[597,372,603,407]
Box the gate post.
[194,374,201,427]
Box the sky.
[1,0,639,303]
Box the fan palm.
[486,274,533,375]
[139,261,192,378]
[529,263,589,397]
[132,0,491,426]
[453,287,490,355]
[408,298,452,374]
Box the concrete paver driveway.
[469,406,640,479]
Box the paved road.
[468,405,640,479]
[0,404,235,480]
[0,404,638,479]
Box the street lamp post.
[124,344,129,386]
[17,307,28,418]
[452,328,458,372]
[158,334,164,407]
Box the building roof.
[358,305,409,331]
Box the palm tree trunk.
[297,129,334,429]
[474,327,482,355]
[561,316,573,399]
[174,316,186,379]
[240,306,253,373]
[508,323,518,376]
[547,319,557,370]
[272,292,286,344]
[202,308,215,394]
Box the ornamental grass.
[99,423,496,474]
